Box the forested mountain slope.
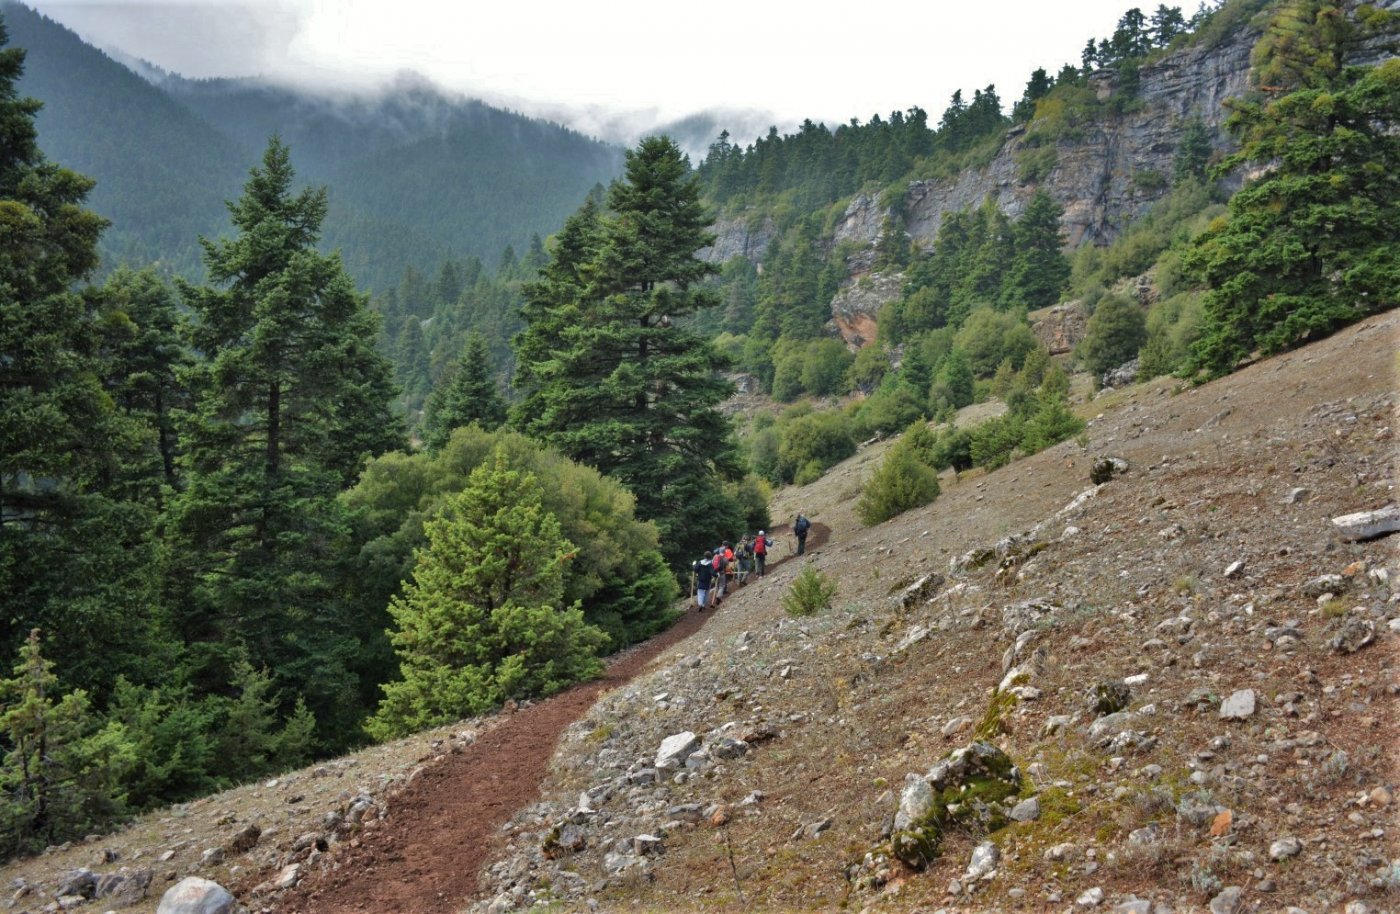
[3,2,623,289]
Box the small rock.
[1114,899,1152,914]
[1282,487,1309,504]
[1269,837,1302,861]
[1077,886,1105,907]
[1224,560,1245,578]
[1209,886,1243,914]
[655,732,700,770]
[1368,786,1392,807]
[155,877,235,914]
[633,834,664,856]
[56,870,97,900]
[965,841,999,880]
[1302,574,1348,598]
[1329,618,1375,654]
[894,774,935,832]
[1009,797,1040,822]
[199,847,224,867]
[1087,680,1131,715]
[1219,690,1256,720]
[224,824,261,855]
[272,864,301,891]
[941,715,973,737]
[1128,823,1160,845]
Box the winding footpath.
[270,522,830,914]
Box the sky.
[27,0,1140,144]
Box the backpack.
[754,536,766,555]
[795,516,810,535]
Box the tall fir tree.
[513,137,742,565]
[0,19,166,696]
[421,331,507,450]
[1188,43,1399,374]
[166,137,401,734]
[1002,190,1070,309]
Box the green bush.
[954,308,1039,377]
[969,413,1026,469]
[1078,292,1147,376]
[847,344,890,391]
[781,566,839,617]
[366,451,608,740]
[857,445,941,525]
[1138,291,1205,379]
[777,410,856,483]
[800,338,855,396]
[849,382,927,438]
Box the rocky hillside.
[473,311,1399,913]
[1,314,1395,913]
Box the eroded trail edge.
[270,523,829,914]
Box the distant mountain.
[4,0,246,276]
[2,2,624,290]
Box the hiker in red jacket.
[753,530,770,577]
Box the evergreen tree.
[1188,54,1399,376]
[166,137,400,733]
[421,331,507,450]
[1173,114,1213,184]
[366,451,606,739]
[93,267,191,500]
[1003,190,1070,309]
[0,21,166,696]
[513,137,742,565]
[0,630,134,857]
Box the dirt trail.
[272,523,830,914]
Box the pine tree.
[366,451,606,739]
[166,137,400,732]
[513,137,742,565]
[421,332,507,449]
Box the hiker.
[711,547,727,605]
[693,552,715,611]
[753,529,770,577]
[794,513,811,555]
[722,541,737,590]
[738,536,755,584]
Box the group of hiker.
[689,515,812,610]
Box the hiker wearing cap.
[693,552,715,611]
[753,530,770,577]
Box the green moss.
[1036,786,1083,825]
[973,689,1019,740]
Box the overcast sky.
[28,0,1140,142]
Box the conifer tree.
[166,138,400,730]
[1002,190,1070,309]
[421,331,507,450]
[1188,35,1399,375]
[0,20,165,695]
[513,137,742,564]
[0,630,134,856]
[366,451,606,739]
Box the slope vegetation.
[2,311,1393,914]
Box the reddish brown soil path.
[270,522,829,914]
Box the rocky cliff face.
[699,212,777,264]
[819,24,1261,334]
